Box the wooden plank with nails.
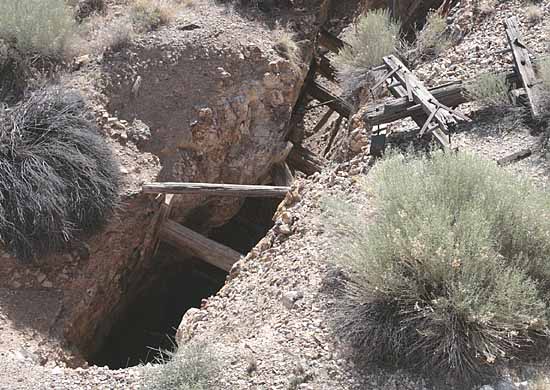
[504,17,545,119]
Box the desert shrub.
[0,86,119,262]
[412,11,451,63]
[0,0,76,57]
[131,0,178,33]
[526,5,543,24]
[144,342,218,390]
[324,152,550,384]
[334,9,401,93]
[465,72,512,109]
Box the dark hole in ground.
[89,196,279,369]
[210,197,279,253]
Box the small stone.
[479,386,494,390]
[282,291,304,309]
[42,280,53,288]
[51,366,63,375]
[277,224,292,236]
[12,281,21,289]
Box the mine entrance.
[90,196,278,369]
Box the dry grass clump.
[526,5,543,24]
[0,0,76,58]
[131,0,179,33]
[144,342,218,390]
[334,9,400,93]
[411,11,451,63]
[324,151,550,384]
[76,15,134,55]
[0,86,119,262]
[274,32,301,66]
[465,72,512,110]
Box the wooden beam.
[319,27,349,53]
[364,70,521,127]
[504,17,545,119]
[307,81,352,117]
[160,219,242,272]
[288,145,327,175]
[497,148,532,166]
[383,55,463,148]
[143,182,290,197]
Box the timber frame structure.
[362,16,546,154]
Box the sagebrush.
[411,11,451,63]
[0,0,76,57]
[144,342,218,390]
[0,86,119,261]
[131,0,178,33]
[324,152,550,384]
[465,72,511,109]
[334,9,400,93]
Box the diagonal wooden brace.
[371,66,401,93]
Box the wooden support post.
[143,182,290,197]
[323,115,343,157]
[287,144,327,175]
[505,17,545,119]
[307,81,353,117]
[160,219,242,272]
[311,108,336,135]
[319,27,349,53]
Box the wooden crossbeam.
[307,81,352,117]
[505,17,545,119]
[143,182,290,197]
[160,219,242,272]
[383,55,458,148]
[364,70,521,126]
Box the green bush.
[144,342,218,390]
[0,0,76,57]
[334,9,400,92]
[325,152,550,384]
[465,72,511,109]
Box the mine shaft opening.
[89,196,279,369]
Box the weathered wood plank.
[383,55,460,148]
[496,148,532,166]
[505,17,545,119]
[160,219,242,272]
[288,144,327,175]
[307,81,353,118]
[143,182,290,197]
